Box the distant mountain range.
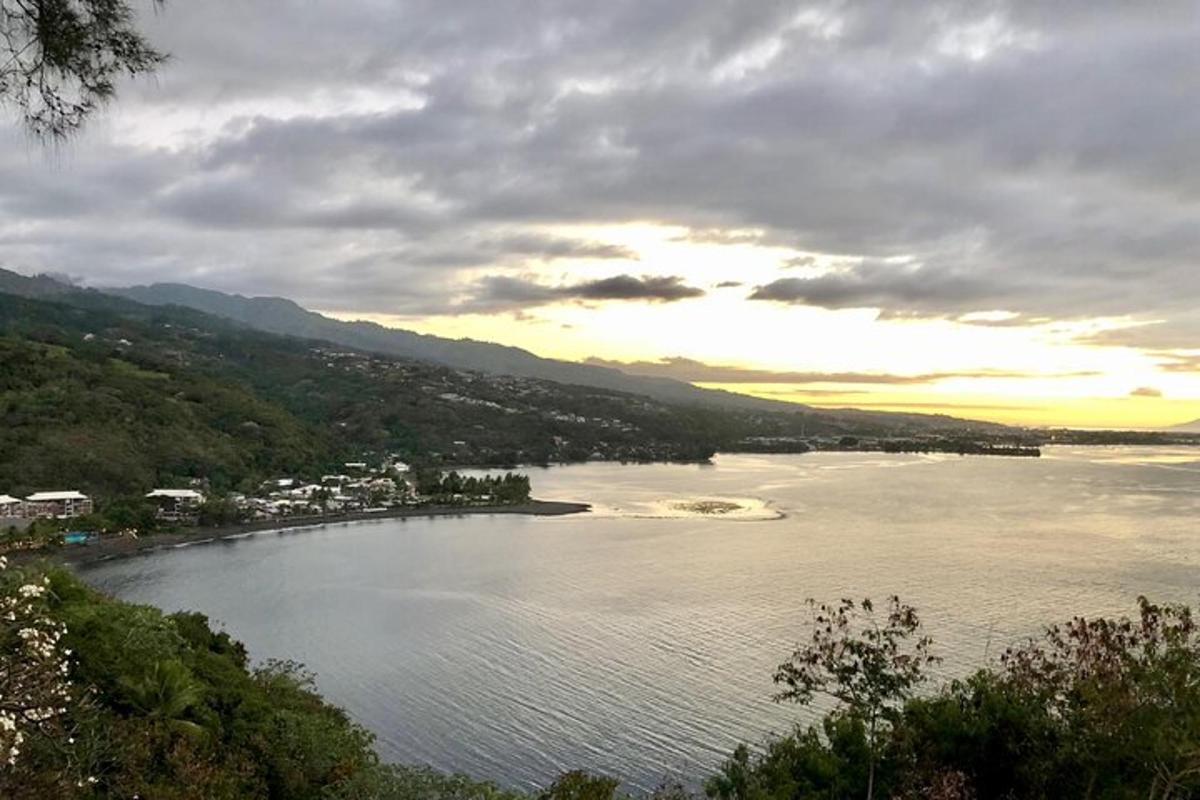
[111,280,1004,433]
[0,267,1003,433]
[1170,419,1200,433]
[115,282,804,413]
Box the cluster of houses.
[235,461,414,519]
[1,459,415,535]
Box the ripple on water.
[79,449,1200,790]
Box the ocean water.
[80,447,1200,789]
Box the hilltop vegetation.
[0,334,323,497]
[4,563,1198,799]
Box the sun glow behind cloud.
[322,222,1200,429]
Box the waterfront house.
[145,489,206,522]
[25,491,93,519]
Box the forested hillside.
[0,334,323,497]
[0,290,864,498]
[115,280,817,415]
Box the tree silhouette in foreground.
[772,596,939,800]
[0,0,165,138]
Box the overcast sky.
[1,1,1198,426]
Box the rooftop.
[26,491,89,501]
[146,489,204,500]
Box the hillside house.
[25,491,93,519]
[145,489,205,522]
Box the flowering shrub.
[0,556,72,769]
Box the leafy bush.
[0,565,386,799]
[710,596,1200,800]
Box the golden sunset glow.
[322,223,1200,430]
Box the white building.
[25,491,93,519]
[145,489,205,521]
[0,494,24,517]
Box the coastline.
[27,499,591,568]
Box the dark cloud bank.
[465,274,704,312]
[0,1,1198,352]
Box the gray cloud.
[585,356,1097,384]
[1077,320,1200,353]
[1155,352,1200,374]
[748,259,1005,312]
[465,273,704,312]
[0,1,1196,344]
[672,228,771,246]
[753,388,871,397]
[803,400,1045,412]
[487,235,638,261]
[1130,386,1163,398]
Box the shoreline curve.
[26,500,592,568]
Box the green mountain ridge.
[116,282,802,412]
[110,279,1008,433]
[0,283,964,499]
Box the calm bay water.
[81,448,1200,789]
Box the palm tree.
[119,659,205,738]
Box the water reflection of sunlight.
[1046,445,1200,469]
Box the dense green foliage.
[0,333,323,497]
[772,598,938,800]
[707,596,1200,800]
[414,470,533,504]
[4,564,373,798]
